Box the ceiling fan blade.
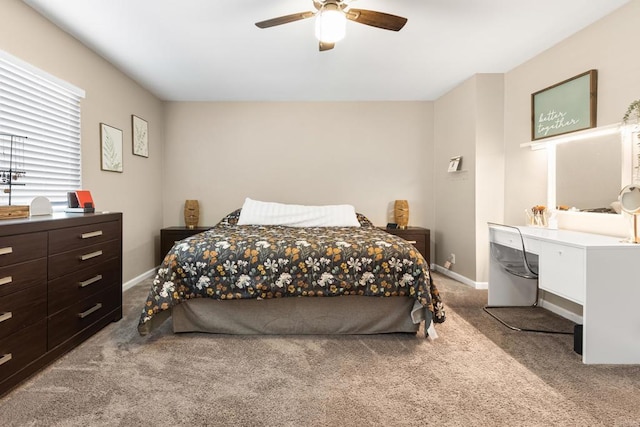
[346,9,407,31]
[255,11,315,29]
[319,41,335,51]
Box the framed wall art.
[132,115,149,157]
[100,123,123,172]
[531,69,597,141]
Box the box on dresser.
[0,212,122,397]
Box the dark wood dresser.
[160,226,212,262]
[381,226,431,264]
[0,212,122,396]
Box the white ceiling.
[23,0,629,102]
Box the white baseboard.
[432,264,488,289]
[538,298,583,325]
[123,267,156,291]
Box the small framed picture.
[132,115,149,157]
[448,156,461,172]
[100,123,123,172]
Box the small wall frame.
[132,115,149,158]
[100,123,123,172]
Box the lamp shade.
[184,199,200,229]
[394,200,409,229]
[315,6,346,43]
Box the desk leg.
[583,248,640,364]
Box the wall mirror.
[523,124,631,216]
[555,131,622,213]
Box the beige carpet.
[1,272,639,426]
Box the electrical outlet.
[450,253,456,264]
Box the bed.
[138,201,445,337]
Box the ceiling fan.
[255,0,407,51]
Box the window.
[0,50,85,209]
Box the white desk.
[488,224,640,364]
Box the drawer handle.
[0,311,12,323]
[78,302,103,319]
[78,274,103,288]
[0,353,12,366]
[0,246,13,256]
[406,240,418,244]
[0,275,12,286]
[81,230,103,239]
[80,250,103,261]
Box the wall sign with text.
[531,70,598,141]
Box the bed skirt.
[171,295,427,335]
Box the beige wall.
[2,0,165,283]
[434,78,478,278]
[504,1,640,226]
[163,101,435,233]
[434,74,504,282]
[474,74,505,282]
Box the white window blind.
[0,50,85,209]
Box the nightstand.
[380,226,430,264]
[160,226,213,262]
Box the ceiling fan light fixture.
[315,5,346,43]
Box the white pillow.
[237,198,361,227]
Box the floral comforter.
[138,214,445,335]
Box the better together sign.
[531,70,597,140]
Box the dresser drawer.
[539,242,585,304]
[382,227,430,262]
[48,284,120,349]
[490,227,542,254]
[0,282,47,340]
[491,227,520,250]
[48,239,120,280]
[0,232,47,268]
[398,232,426,251]
[0,319,47,384]
[0,258,47,298]
[48,220,120,255]
[48,258,121,316]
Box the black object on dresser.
[381,226,431,264]
[0,212,122,397]
[160,226,213,262]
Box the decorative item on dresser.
[380,225,430,265]
[159,226,213,262]
[0,133,29,220]
[183,199,199,229]
[393,199,409,229]
[0,212,122,396]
